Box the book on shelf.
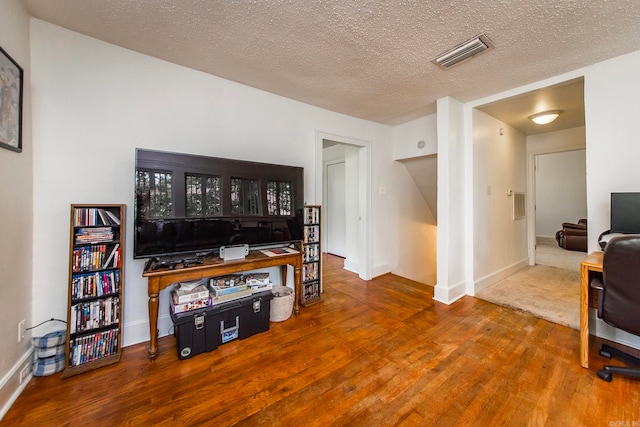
[303,225,319,243]
[74,208,121,227]
[70,328,119,367]
[171,282,210,304]
[304,206,320,224]
[210,287,253,305]
[243,272,270,286]
[249,282,272,293]
[71,270,120,300]
[102,243,120,269]
[303,262,319,281]
[104,210,120,225]
[73,245,110,272]
[304,244,319,262]
[209,274,243,288]
[210,283,248,297]
[243,272,273,292]
[176,278,207,291]
[75,227,114,244]
[70,296,119,334]
[170,296,211,314]
[303,280,320,300]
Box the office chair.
[590,235,640,382]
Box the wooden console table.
[143,249,302,360]
[579,251,603,368]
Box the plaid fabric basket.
[32,330,66,376]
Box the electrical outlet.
[18,320,26,342]
[19,363,31,384]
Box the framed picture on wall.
[0,45,23,153]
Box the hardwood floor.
[3,254,639,426]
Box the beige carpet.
[534,236,585,272]
[475,238,585,330]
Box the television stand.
[142,246,303,360]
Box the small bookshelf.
[300,205,322,306]
[62,204,125,378]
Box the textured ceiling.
[21,0,640,126]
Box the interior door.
[326,161,346,257]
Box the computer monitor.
[610,192,640,234]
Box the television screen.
[134,149,304,259]
[610,192,640,234]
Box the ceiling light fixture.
[529,110,562,125]
[432,33,494,70]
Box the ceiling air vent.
[432,33,494,70]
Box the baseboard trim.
[122,314,173,348]
[371,263,390,279]
[0,347,34,422]
[343,258,359,274]
[473,258,529,295]
[433,279,466,305]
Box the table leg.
[293,262,301,315]
[148,279,160,360]
[280,265,288,288]
[579,263,590,368]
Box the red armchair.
[555,219,587,252]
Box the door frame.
[315,131,372,280]
[526,144,586,265]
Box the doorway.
[315,131,372,280]
[325,160,346,257]
[473,78,586,329]
[533,149,587,271]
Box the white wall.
[535,149,586,237]
[393,114,437,160]
[583,49,640,349]
[0,0,34,419]
[29,19,393,347]
[387,159,437,285]
[526,127,587,242]
[527,126,586,155]
[389,114,437,285]
[471,110,528,292]
[584,50,640,252]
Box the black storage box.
[171,305,218,359]
[171,291,273,359]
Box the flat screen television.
[134,148,304,259]
[610,192,640,234]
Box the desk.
[580,251,603,368]
[143,250,302,360]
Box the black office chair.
[590,235,640,382]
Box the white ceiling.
[21,0,640,127]
[477,77,585,136]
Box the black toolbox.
[171,291,273,359]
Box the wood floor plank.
[2,254,640,426]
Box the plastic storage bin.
[171,291,273,359]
